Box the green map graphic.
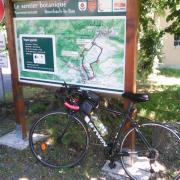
[15,18,126,92]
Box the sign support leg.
[124,0,139,149]
[0,68,5,102]
[4,0,27,139]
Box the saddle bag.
[81,91,100,114]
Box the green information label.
[20,35,56,73]
[14,0,127,94]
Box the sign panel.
[13,0,126,93]
[0,33,6,51]
[0,52,8,68]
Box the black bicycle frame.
[95,105,153,154]
[67,101,153,157]
[89,105,131,148]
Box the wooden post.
[125,0,138,93]
[0,68,5,102]
[124,0,139,147]
[4,0,27,139]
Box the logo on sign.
[0,0,5,22]
[78,0,87,12]
[88,0,97,12]
[113,0,126,12]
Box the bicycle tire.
[120,123,180,180]
[29,111,89,168]
[175,174,180,180]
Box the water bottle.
[91,115,108,137]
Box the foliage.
[138,0,180,77]
[162,1,180,34]
[138,29,163,77]
[0,20,5,31]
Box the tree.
[138,0,180,77]
[0,21,5,31]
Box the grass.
[0,144,105,180]
[136,68,180,122]
[4,87,50,103]
[159,68,180,78]
[137,85,180,122]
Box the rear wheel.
[29,111,89,168]
[120,123,180,180]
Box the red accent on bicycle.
[64,102,80,111]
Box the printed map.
[15,18,126,92]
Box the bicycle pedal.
[118,151,129,156]
[108,162,116,169]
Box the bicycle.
[29,83,180,180]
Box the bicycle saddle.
[122,92,149,103]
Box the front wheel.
[29,111,89,168]
[120,123,180,180]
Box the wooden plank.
[123,0,139,147]
[4,0,27,138]
[125,0,138,94]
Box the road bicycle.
[29,84,180,180]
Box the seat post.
[127,102,135,114]
[123,100,136,152]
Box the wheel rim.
[120,123,180,180]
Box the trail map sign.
[13,0,126,93]
[0,33,6,51]
[0,33,8,68]
[0,52,8,68]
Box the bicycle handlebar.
[55,82,83,102]
[63,82,82,96]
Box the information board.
[13,0,126,93]
[0,33,6,51]
[0,52,8,68]
[0,33,8,68]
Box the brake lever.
[63,81,68,89]
[63,81,84,99]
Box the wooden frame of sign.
[5,0,138,139]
